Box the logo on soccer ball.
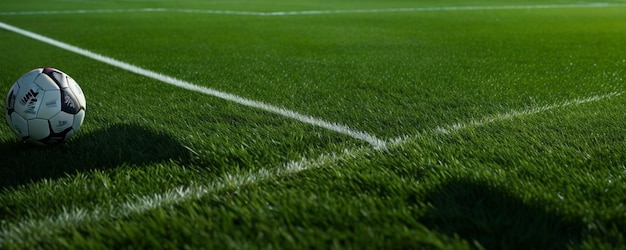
[57,120,68,127]
[45,99,58,108]
[64,94,75,108]
[21,88,39,103]
[21,89,41,115]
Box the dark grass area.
[420,179,584,249]
[0,123,191,189]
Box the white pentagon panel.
[38,90,62,119]
[16,69,42,88]
[9,113,29,138]
[28,119,50,140]
[33,73,60,91]
[73,109,85,130]
[50,111,74,133]
[67,77,86,108]
[13,84,43,120]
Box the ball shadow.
[419,179,584,249]
[0,123,192,189]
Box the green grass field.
[1,0,626,248]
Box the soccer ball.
[5,68,86,146]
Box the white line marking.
[0,3,624,16]
[432,92,623,135]
[0,147,370,247]
[0,8,163,16]
[0,91,621,247]
[167,3,625,16]
[0,22,386,149]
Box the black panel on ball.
[61,89,80,114]
[42,68,61,86]
[6,91,16,115]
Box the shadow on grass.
[0,123,191,189]
[420,179,583,249]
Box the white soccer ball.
[5,68,86,146]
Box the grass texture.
[1,0,626,249]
